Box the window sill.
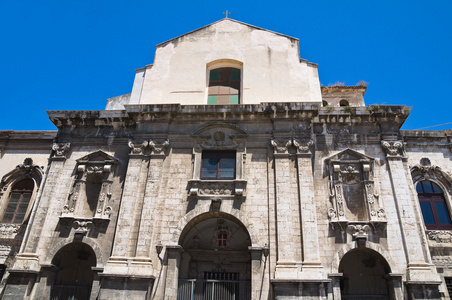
[188,179,247,198]
[426,230,452,246]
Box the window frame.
[416,180,452,230]
[1,178,35,224]
[200,151,236,180]
[206,59,243,105]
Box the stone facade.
[0,19,451,299]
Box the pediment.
[157,18,297,48]
[324,148,374,164]
[76,150,118,164]
[192,123,247,150]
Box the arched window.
[339,100,349,107]
[1,178,34,224]
[207,67,241,104]
[416,180,452,230]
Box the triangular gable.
[324,148,375,164]
[76,150,118,164]
[156,18,298,48]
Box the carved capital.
[149,139,169,154]
[271,139,292,154]
[52,142,71,158]
[128,140,149,155]
[381,140,404,157]
[293,139,314,154]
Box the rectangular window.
[208,67,241,105]
[201,151,236,180]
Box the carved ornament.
[188,180,246,198]
[271,139,292,154]
[52,142,71,158]
[428,231,452,243]
[381,140,404,157]
[325,149,386,231]
[128,140,149,155]
[149,139,169,154]
[293,139,314,154]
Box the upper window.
[416,180,452,230]
[201,151,236,180]
[207,68,241,105]
[1,178,34,223]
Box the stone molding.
[411,158,452,193]
[0,223,22,239]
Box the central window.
[207,67,241,105]
[201,151,236,180]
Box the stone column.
[381,139,440,283]
[271,138,302,279]
[294,138,323,278]
[163,245,182,300]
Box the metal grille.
[445,277,452,299]
[178,272,250,300]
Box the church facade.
[1,19,452,299]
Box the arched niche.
[339,248,391,299]
[177,211,251,299]
[51,242,96,299]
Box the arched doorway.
[339,248,391,300]
[50,242,96,300]
[177,212,251,300]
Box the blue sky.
[1,0,451,131]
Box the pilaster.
[271,138,302,279]
[381,139,441,282]
[294,138,323,279]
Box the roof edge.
[156,18,299,48]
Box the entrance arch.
[177,212,251,300]
[50,242,96,299]
[339,248,391,299]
